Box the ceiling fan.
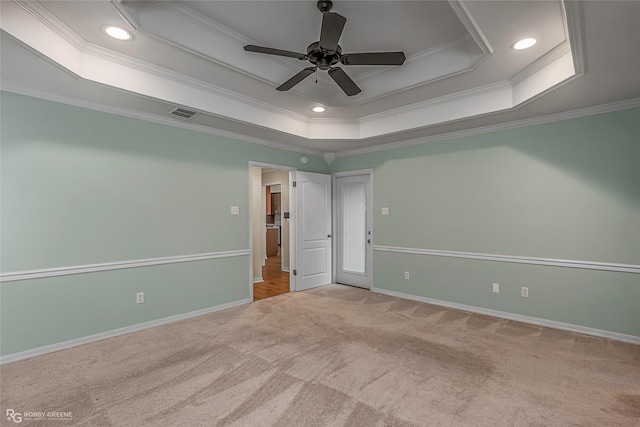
[243,0,406,96]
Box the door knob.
[328,234,333,238]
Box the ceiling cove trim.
[447,0,494,55]
[150,0,252,46]
[562,0,586,77]
[336,98,640,158]
[0,81,324,157]
[510,42,571,87]
[2,0,314,138]
[113,0,305,89]
[13,0,85,51]
[345,37,486,107]
[17,0,311,125]
[4,82,637,160]
[115,0,487,108]
[3,0,582,141]
[361,80,512,124]
[109,0,139,31]
[358,80,515,138]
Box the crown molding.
[13,0,85,50]
[562,0,586,76]
[14,0,311,125]
[3,82,638,160]
[510,42,571,87]
[111,0,304,86]
[0,81,324,157]
[152,0,251,46]
[360,80,512,125]
[0,0,596,145]
[447,0,494,55]
[112,0,490,108]
[336,98,640,157]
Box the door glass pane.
[342,182,366,273]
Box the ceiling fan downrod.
[317,1,334,13]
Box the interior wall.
[0,91,329,357]
[261,169,290,271]
[2,90,638,358]
[331,107,640,337]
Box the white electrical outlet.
[230,206,240,215]
[404,271,410,280]
[382,207,389,215]
[492,283,500,293]
[136,292,144,304]
[521,287,529,298]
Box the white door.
[335,173,372,288]
[293,171,332,291]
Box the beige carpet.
[1,284,639,426]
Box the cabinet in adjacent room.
[266,227,278,257]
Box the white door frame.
[332,169,374,289]
[248,162,296,301]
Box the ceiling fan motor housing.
[307,42,342,70]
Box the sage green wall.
[0,91,329,356]
[332,108,640,336]
[2,91,639,357]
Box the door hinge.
[293,181,297,187]
[293,269,297,276]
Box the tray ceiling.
[1,1,639,155]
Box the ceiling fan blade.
[277,67,317,91]
[328,67,361,96]
[319,12,346,53]
[244,45,307,60]
[341,52,406,66]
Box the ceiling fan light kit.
[243,0,406,97]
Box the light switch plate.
[231,206,240,215]
[381,207,389,215]
[492,283,499,293]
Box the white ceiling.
[1,1,639,157]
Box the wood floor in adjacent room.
[253,253,289,301]
[1,285,639,426]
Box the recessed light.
[513,38,537,50]
[104,26,132,41]
[312,106,327,113]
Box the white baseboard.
[253,277,264,283]
[372,287,640,345]
[0,298,251,364]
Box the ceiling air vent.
[169,107,199,120]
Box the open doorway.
[250,163,336,300]
[251,165,292,301]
